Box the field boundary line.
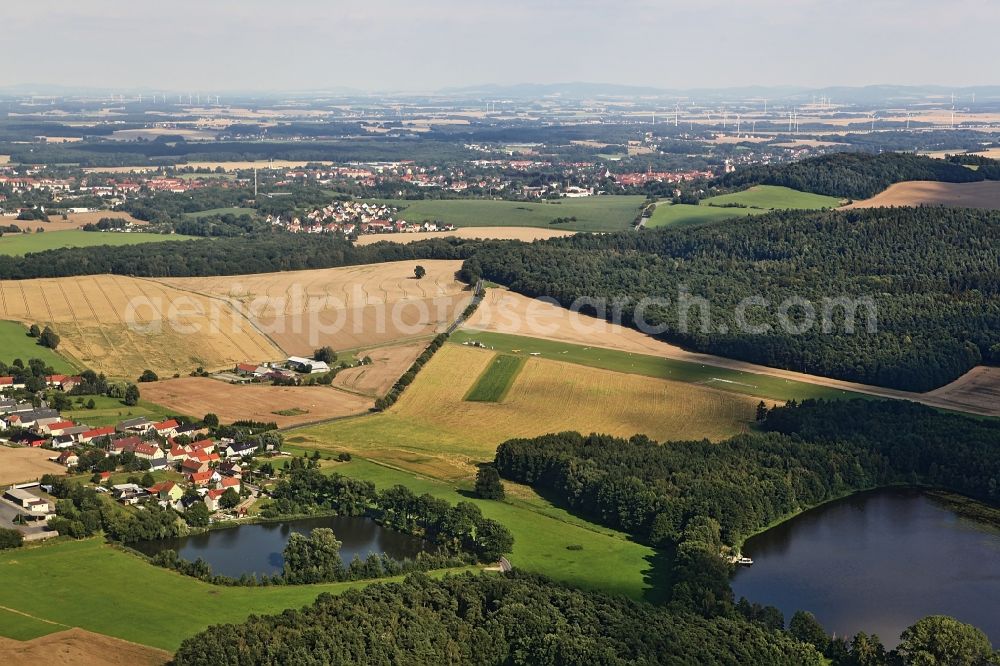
[138,276,285,357]
[0,604,72,630]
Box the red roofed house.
[0,377,26,392]
[167,444,188,463]
[147,481,184,503]
[216,476,241,493]
[46,375,80,392]
[182,458,208,475]
[152,419,179,437]
[204,488,226,511]
[189,470,217,487]
[56,450,79,467]
[40,420,76,437]
[79,426,116,444]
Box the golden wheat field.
[158,260,471,354]
[289,343,765,480]
[0,274,280,379]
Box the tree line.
[0,234,479,280]
[461,206,1000,391]
[713,151,993,199]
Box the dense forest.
[494,399,1000,616]
[461,207,1000,391]
[0,234,478,279]
[714,151,993,198]
[171,571,825,665]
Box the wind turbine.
[870,112,877,133]
[674,103,679,127]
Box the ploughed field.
[846,180,1000,209]
[139,377,373,428]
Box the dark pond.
[731,488,1000,647]
[133,515,432,578]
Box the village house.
[215,476,241,493]
[203,488,226,512]
[5,408,60,429]
[46,375,80,392]
[111,483,147,505]
[189,470,220,487]
[224,441,258,459]
[0,377,27,392]
[182,457,208,475]
[218,460,243,478]
[3,487,52,520]
[173,423,210,438]
[117,417,154,433]
[152,419,180,438]
[55,450,79,467]
[79,425,115,445]
[147,481,184,504]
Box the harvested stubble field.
[924,367,1000,415]
[332,341,428,397]
[0,446,63,485]
[0,629,170,666]
[290,343,764,480]
[139,377,372,428]
[846,180,1000,209]
[353,226,574,245]
[157,260,471,354]
[0,274,280,379]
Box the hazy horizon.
[7,0,999,93]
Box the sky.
[5,0,998,93]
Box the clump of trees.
[0,528,24,551]
[474,465,505,500]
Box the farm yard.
[289,343,765,480]
[0,446,62,485]
[139,377,372,428]
[846,180,1000,209]
[353,226,574,245]
[0,274,280,379]
[158,260,472,354]
[376,196,647,232]
[0,230,194,257]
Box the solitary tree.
[203,413,220,427]
[27,323,40,338]
[755,400,768,422]
[220,488,241,510]
[414,265,426,279]
[474,465,506,500]
[138,369,159,383]
[38,326,60,350]
[123,384,140,406]
[314,346,337,364]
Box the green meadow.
[0,230,195,256]
[182,206,257,218]
[375,196,647,232]
[648,185,844,229]
[0,320,78,372]
[464,354,525,402]
[0,538,478,651]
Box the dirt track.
[0,628,169,666]
[463,289,999,417]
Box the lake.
[134,515,432,578]
[731,488,1000,647]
